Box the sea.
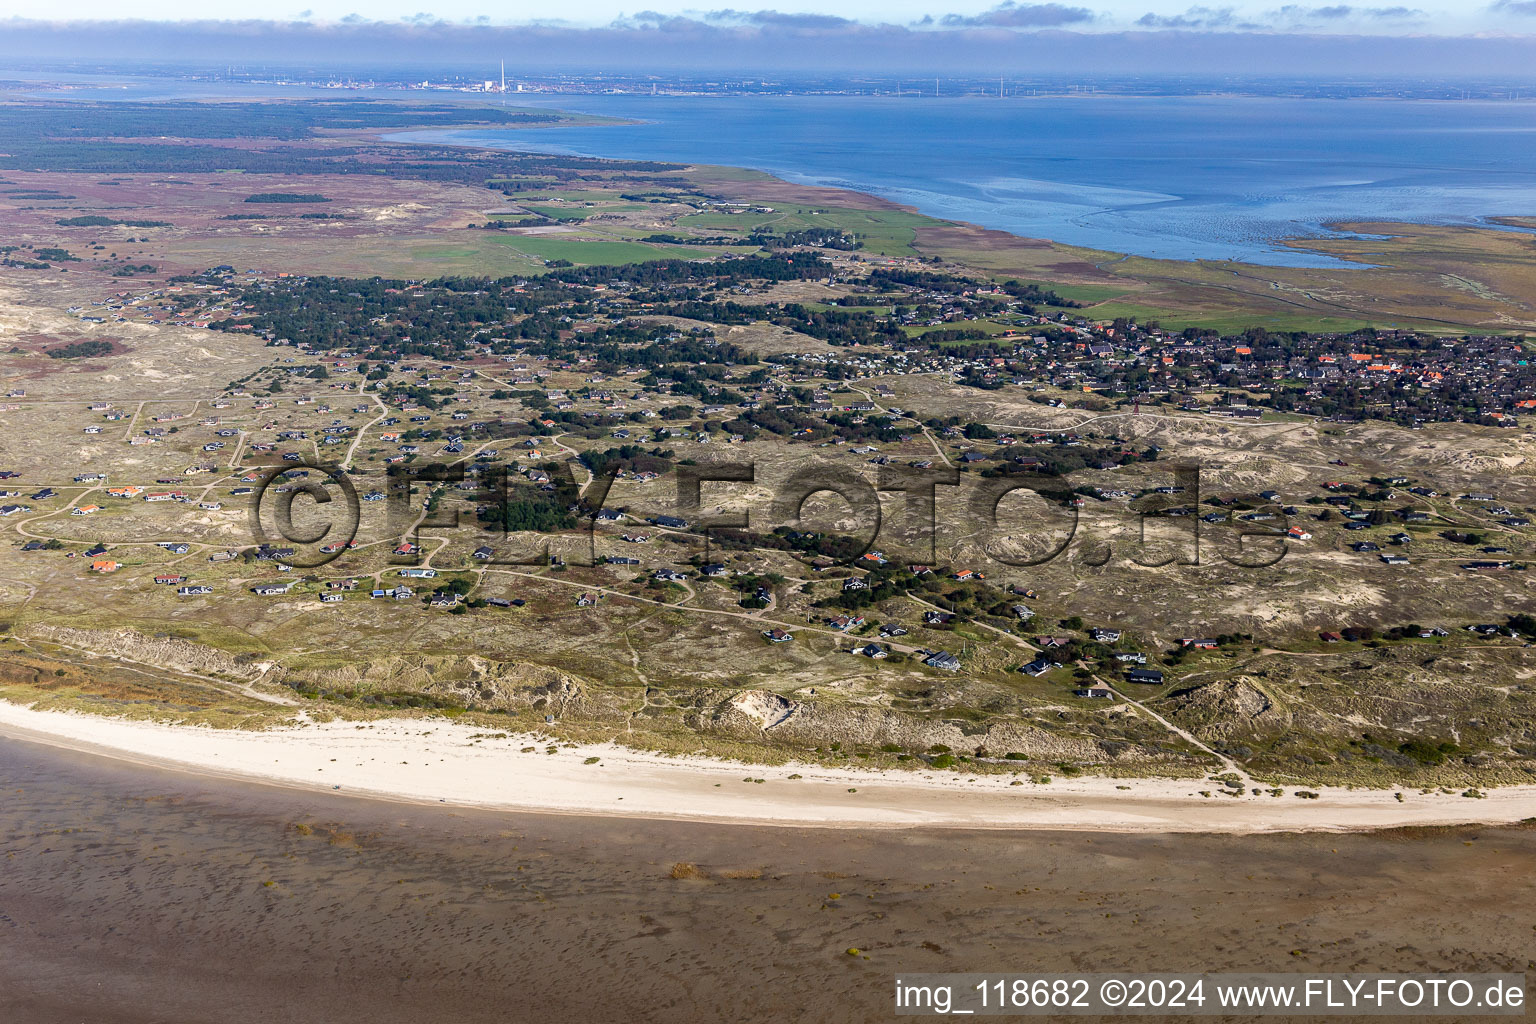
[2,730,1532,1022]
[408,94,1536,267]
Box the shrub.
[47,340,113,359]
[244,192,331,204]
[1399,738,1457,765]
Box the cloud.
[616,11,714,31]
[1136,5,1236,27]
[1490,0,1536,14]
[938,2,1094,28]
[706,9,856,28]
[1272,4,1422,18]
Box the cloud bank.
[938,2,1096,27]
[0,10,1534,75]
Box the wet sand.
[2,732,1532,1023]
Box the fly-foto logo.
[251,458,1291,571]
[248,461,361,568]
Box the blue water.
[407,95,1536,267]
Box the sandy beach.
[3,699,1533,832]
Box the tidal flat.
[2,733,1531,1023]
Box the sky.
[3,1,1534,33]
[3,3,1536,74]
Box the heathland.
[0,94,1532,804]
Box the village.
[0,245,1533,784]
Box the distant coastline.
[388,93,1536,268]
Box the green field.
[507,189,650,203]
[678,205,935,257]
[485,235,712,265]
[1078,300,1457,335]
[496,206,590,222]
[904,319,1019,339]
[1010,280,1133,304]
[516,202,656,220]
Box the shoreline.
[3,700,1533,834]
[383,119,1512,273]
[381,124,922,217]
